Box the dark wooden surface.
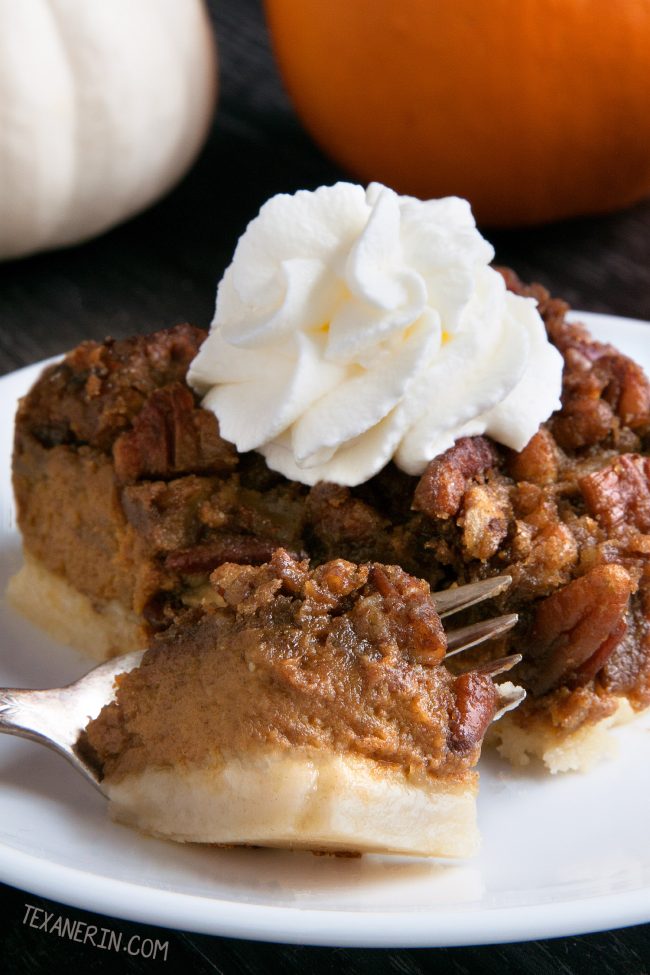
[1,1,649,971]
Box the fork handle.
[1,688,36,736]
[0,687,106,795]
[0,687,74,748]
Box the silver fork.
[0,576,522,796]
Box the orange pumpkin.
[264,0,650,227]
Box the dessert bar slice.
[80,551,515,857]
[10,274,650,772]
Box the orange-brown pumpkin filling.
[82,552,498,784]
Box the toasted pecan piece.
[459,479,511,562]
[580,454,650,535]
[113,383,237,483]
[507,427,559,486]
[412,436,498,519]
[369,564,447,666]
[551,396,616,451]
[449,672,499,754]
[526,564,635,695]
[164,536,295,575]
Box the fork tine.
[432,575,512,618]
[470,652,522,676]
[445,613,518,657]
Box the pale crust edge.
[6,554,145,661]
[105,749,479,858]
[490,698,637,774]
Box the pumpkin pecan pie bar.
[10,272,650,772]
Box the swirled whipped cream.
[188,182,563,487]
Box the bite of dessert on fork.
[1,556,522,857]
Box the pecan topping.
[15,323,207,451]
[412,436,498,519]
[369,564,447,665]
[449,672,499,754]
[526,564,635,695]
[580,454,650,535]
[165,536,291,575]
[113,383,237,483]
[507,427,559,485]
[305,482,390,562]
[459,479,511,561]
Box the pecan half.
[449,672,498,754]
[164,536,291,574]
[113,383,236,483]
[580,454,650,535]
[526,564,635,695]
[412,436,497,519]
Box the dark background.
[1,0,649,971]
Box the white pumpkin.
[0,0,217,260]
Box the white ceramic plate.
[0,312,649,948]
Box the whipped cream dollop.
[188,182,563,487]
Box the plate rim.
[2,840,650,948]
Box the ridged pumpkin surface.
[265,0,650,226]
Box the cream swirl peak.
[188,182,563,487]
